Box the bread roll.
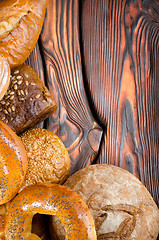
[50,164,159,240]
[20,128,71,190]
[5,184,97,240]
[0,0,49,68]
[0,121,27,205]
[0,64,57,134]
[0,56,10,100]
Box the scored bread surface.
[51,164,159,240]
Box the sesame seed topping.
[5,102,10,106]
[42,100,46,103]
[8,107,11,113]
[1,101,5,105]
[35,94,40,99]
[19,98,24,101]
[3,110,8,114]
[20,90,24,95]
[18,80,23,85]
[24,89,28,95]
[14,84,18,90]
[14,70,19,74]
[10,96,14,100]
[10,91,14,95]
[17,75,22,80]
[31,82,36,86]
[11,106,15,111]
[24,73,29,78]
[25,81,29,86]
[12,80,17,84]
[30,98,33,101]
[5,119,8,123]
[17,90,21,96]
[1,116,5,121]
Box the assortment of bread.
[0,0,158,240]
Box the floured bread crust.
[50,164,159,240]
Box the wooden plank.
[37,0,103,174]
[81,0,159,206]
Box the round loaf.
[50,164,159,240]
[0,56,10,100]
[5,184,97,240]
[0,121,27,205]
[0,0,49,68]
[20,128,71,190]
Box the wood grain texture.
[38,0,103,174]
[81,0,159,206]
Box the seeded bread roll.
[50,164,159,240]
[0,0,49,68]
[0,64,57,134]
[20,128,71,190]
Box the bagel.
[0,121,27,205]
[0,56,10,100]
[0,0,49,68]
[4,184,97,240]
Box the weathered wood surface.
[81,0,159,206]
[40,0,102,174]
[27,0,159,209]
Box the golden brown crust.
[20,128,71,191]
[0,56,10,100]
[5,184,97,240]
[0,64,57,134]
[0,205,6,240]
[0,121,27,205]
[51,164,159,240]
[0,0,49,68]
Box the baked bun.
[0,64,57,134]
[20,128,71,190]
[5,184,97,240]
[0,121,27,205]
[0,0,48,68]
[50,164,159,240]
[0,56,10,100]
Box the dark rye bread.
[50,164,159,240]
[0,64,57,134]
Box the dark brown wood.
[81,0,159,206]
[26,0,159,208]
[38,0,103,174]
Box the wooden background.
[27,0,159,209]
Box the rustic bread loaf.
[0,0,49,68]
[0,64,57,134]
[50,164,159,240]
